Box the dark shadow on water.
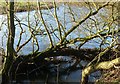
[8,56,101,84]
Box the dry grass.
[96,67,120,83]
[0,2,54,14]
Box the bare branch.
[60,2,110,44]
[37,2,53,48]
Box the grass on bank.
[0,2,116,14]
[0,2,54,14]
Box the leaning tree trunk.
[2,1,16,84]
[81,57,120,84]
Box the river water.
[0,4,114,54]
[0,4,117,83]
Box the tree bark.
[81,57,120,84]
[2,1,15,84]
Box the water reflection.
[10,56,101,83]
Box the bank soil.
[96,66,120,83]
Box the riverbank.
[0,2,115,15]
[96,67,120,83]
[0,2,54,14]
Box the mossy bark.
[81,57,120,84]
[2,1,15,84]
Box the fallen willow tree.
[1,1,120,84]
[5,40,119,83]
[7,45,119,81]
